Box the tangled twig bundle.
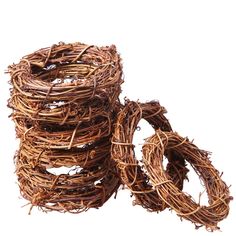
[7,41,232,230]
[142,130,232,230]
[111,100,189,211]
[8,41,123,212]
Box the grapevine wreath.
[142,130,232,230]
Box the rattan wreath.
[10,96,115,125]
[19,137,111,169]
[111,100,189,212]
[8,42,123,125]
[142,130,232,230]
[14,115,112,149]
[16,143,119,213]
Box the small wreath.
[9,96,116,125]
[15,115,112,149]
[16,148,119,213]
[142,130,232,230]
[19,137,111,169]
[8,42,123,124]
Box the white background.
[0,0,235,235]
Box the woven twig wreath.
[142,130,232,230]
[8,42,123,125]
[112,100,189,211]
[19,137,111,169]
[14,115,112,149]
[16,140,119,213]
[9,96,115,125]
